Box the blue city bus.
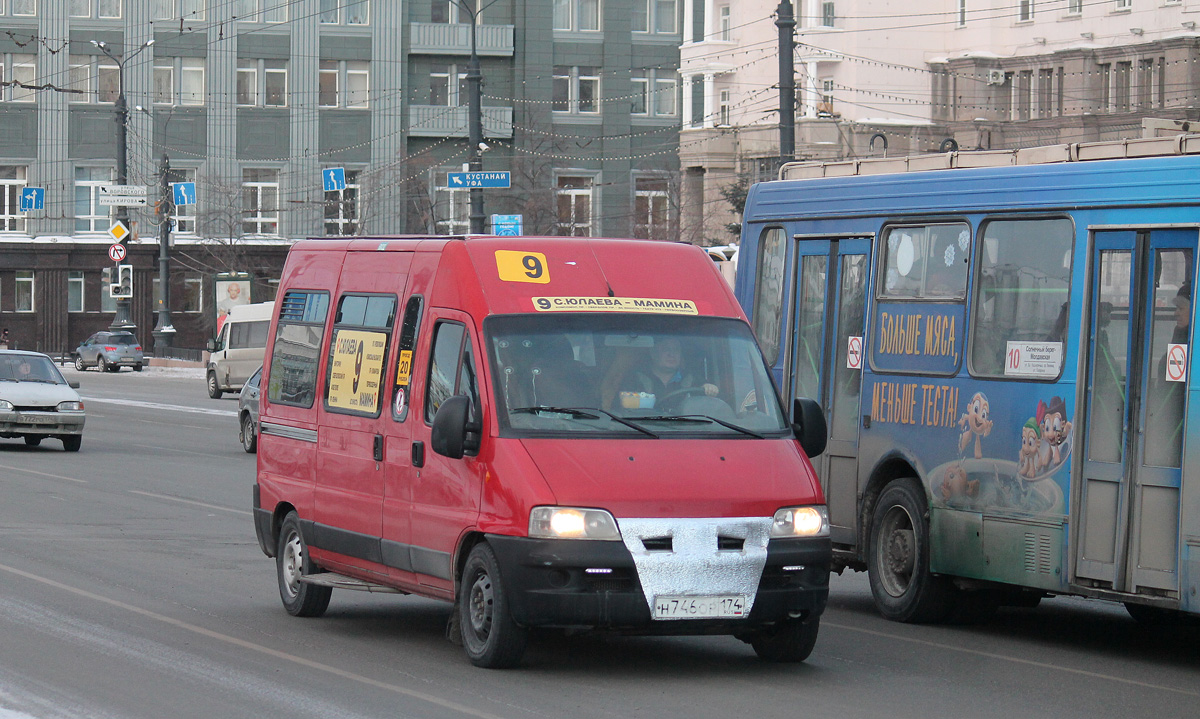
[737,139,1200,623]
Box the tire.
[868,477,954,623]
[61,435,81,452]
[207,371,223,399]
[276,512,331,617]
[74,355,86,371]
[459,543,528,668]
[134,363,143,372]
[23,435,41,447]
[99,356,114,372]
[1125,602,1182,625]
[749,618,820,663]
[241,413,258,453]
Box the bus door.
[1077,229,1195,595]
[787,237,870,545]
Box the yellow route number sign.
[327,328,388,414]
[495,250,550,284]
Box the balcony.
[410,22,515,56]
[409,105,513,138]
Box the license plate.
[20,415,54,424]
[652,595,747,620]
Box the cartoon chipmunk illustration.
[1018,417,1041,478]
[958,392,993,460]
[1037,396,1073,470]
[940,462,980,501]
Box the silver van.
[207,301,273,398]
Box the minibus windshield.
[486,314,790,437]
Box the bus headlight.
[529,506,621,541]
[771,506,829,538]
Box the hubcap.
[468,571,494,639]
[876,505,917,598]
[282,533,303,598]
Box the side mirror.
[792,397,828,459]
[68,381,80,389]
[431,395,471,459]
[206,338,217,352]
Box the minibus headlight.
[57,401,84,412]
[529,506,621,541]
[771,506,829,538]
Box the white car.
[0,351,85,451]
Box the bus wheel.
[868,477,953,623]
[748,617,820,662]
[459,543,528,668]
[276,512,331,618]
[1124,602,1182,625]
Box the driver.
[621,337,718,405]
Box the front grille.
[14,406,56,412]
[584,574,636,592]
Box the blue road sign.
[492,214,522,236]
[172,181,197,206]
[323,167,347,192]
[19,187,44,212]
[447,171,511,189]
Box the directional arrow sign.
[447,172,511,189]
[323,167,347,192]
[172,181,196,206]
[98,185,149,207]
[19,187,44,212]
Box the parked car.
[74,331,144,372]
[238,365,262,453]
[0,350,85,451]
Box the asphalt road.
[0,366,1197,719]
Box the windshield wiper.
[637,414,764,439]
[512,405,658,437]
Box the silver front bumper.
[0,410,86,435]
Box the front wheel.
[207,371,223,399]
[23,435,41,447]
[748,618,820,662]
[276,512,331,617]
[241,413,258,453]
[61,435,81,452]
[459,543,528,668]
[868,477,953,623]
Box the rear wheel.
[74,355,86,371]
[240,413,258,453]
[748,618,820,662]
[98,356,110,372]
[207,371,223,399]
[868,477,954,623]
[23,435,41,447]
[133,363,143,372]
[1125,602,1183,625]
[459,543,527,668]
[276,512,331,617]
[61,435,81,452]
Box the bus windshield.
[485,314,790,437]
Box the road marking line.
[0,463,87,484]
[823,620,1199,696]
[0,561,509,719]
[82,397,237,417]
[127,490,252,516]
[130,443,234,459]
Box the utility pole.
[776,0,796,164]
[466,9,485,234]
[152,153,175,351]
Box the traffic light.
[110,264,133,298]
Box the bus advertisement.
[738,137,1200,624]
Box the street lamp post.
[91,38,154,331]
[153,153,175,350]
[776,0,796,164]
[454,0,500,234]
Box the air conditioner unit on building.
[986,69,1007,86]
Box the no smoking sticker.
[1166,343,1188,383]
[847,336,863,370]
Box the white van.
[207,301,274,398]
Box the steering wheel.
[656,386,707,410]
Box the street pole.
[466,15,485,234]
[152,153,175,351]
[776,0,796,165]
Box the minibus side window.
[752,226,786,365]
[391,295,424,422]
[323,293,397,418]
[426,322,466,422]
[268,290,331,408]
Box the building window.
[1,54,35,102]
[631,70,676,116]
[553,66,599,114]
[1098,63,1111,111]
[821,1,834,27]
[14,271,33,312]
[1037,68,1056,118]
[237,59,287,107]
[1018,0,1032,21]
[432,0,479,22]
[319,60,370,108]
[1115,0,1130,9]
[556,176,594,236]
[957,0,966,26]
[554,0,600,31]
[0,166,27,233]
[234,0,286,21]
[718,89,731,126]
[166,166,197,233]
[429,63,468,106]
[68,55,119,104]
[719,5,731,39]
[242,168,280,235]
[68,271,85,312]
[632,0,676,33]
[1066,0,1081,13]
[1016,70,1032,120]
[325,169,360,236]
[320,0,368,24]
[11,0,35,16]
[1137,59,1154,109]
[152,0,205,20]
[433,170,469,234]
[100,267,115,312]
[75,166,114,233]
[818,78,835,115]
[1114,61,1131,112]
[181,276,202,312]
[154,57,205,106]
[69,0,121,18]
[633,177,670,240]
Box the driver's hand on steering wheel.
[703,383,718,397]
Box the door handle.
[373,434,384,462]
[412,440,425,468]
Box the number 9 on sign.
[495,250,550,284]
